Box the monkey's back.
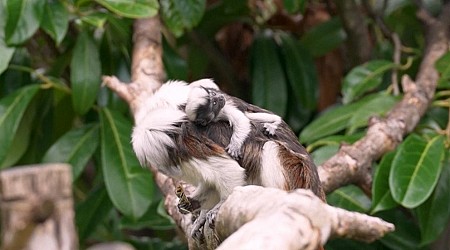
[190,96,325,201]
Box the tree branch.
[214,186,394,250]
[318,3,450,194]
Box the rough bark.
[215,186,394,250]
[0,164,77,250]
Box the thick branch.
[318,4,450,194]
[214,186,394,250]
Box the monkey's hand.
[263,122,278,135]
[226,143,242,159]
[206,202,222,230]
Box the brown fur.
[184,95,325,200]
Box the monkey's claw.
[263,123,277,135]
[191,212,207,243]
[206,207,219,229]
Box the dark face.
[195,88,226,126]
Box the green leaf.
[279,32,318,110]
[347,93,399,134]
[300,17,346,57]
[96,0,159,19]
[76,185,113,241]
[327,185,371,213]
[0,85,39,168]
[307,133,364,152]
[283,0,306,14]
[4,0,45,45]
[160,0,206,37]
[342,60,396,104]
[81,12,108,29]
[300,92,381,144]
[0,103,35,168]
[371,152,397,214]
[40,0,68,45]
[434,51,450,80]
[250,32,287,117]
[120,201,174,231]
[311,144,339,166]
[0,1,15,75]
[42,124,99,180]
[416,155,450,245]
[70,31,101,115]
[100,108,154,219]
[389,135,445,208]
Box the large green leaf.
[371,152,397,214]
[120,201,174,231]
[300,93,382,144]
[416,155,450,245]
[311,145,339,166]
[435,52,450,87]
[76,185,113,241]
[342,60,396,104]
[326,185,371,213]
[300,104,354,144]
[347,93,399,134]
[279,32,318,110]
[300,17,346,57]
[42,124,99,180]
[389,135,445,208]
[307,133,364,152]
[435,51,450,79]
[0,85,39,167]
[100,108,154,219]
[96,0,159,19]
[40,0,69,45]
[250,32,287,117]
[0,0,15,74]
[4,0,45,45]
[160,0,206,37]
[70,31,101,115]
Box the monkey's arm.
[220,104,252,159]
[245,112,282,135]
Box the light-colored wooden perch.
[212,186,394,250]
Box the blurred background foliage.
[1,0,450,249]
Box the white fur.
[185,87,208,121]
[245,112,282,135]
[180,155,246,209]
[190,79,219,89]
[135,80,191,124]
[260,141,286,188]
[132,107,187,176]
[219,101,252,158]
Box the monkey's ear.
[190,79,219,90]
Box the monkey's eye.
[211,92,216,96]
[213,101,217,105]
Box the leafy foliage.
[1,0,449,249]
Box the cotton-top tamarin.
[131,79,324,240]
